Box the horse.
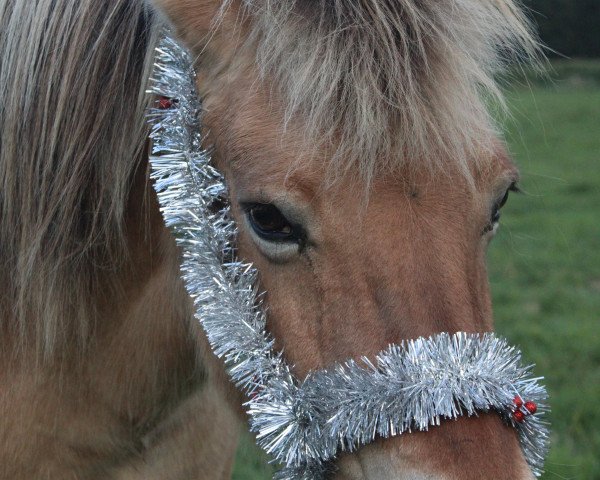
[0,0,541,478]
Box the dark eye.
[485,183,519,234]
[491,189,509,223]
[245,203,300,242]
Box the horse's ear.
[151,0,233,51]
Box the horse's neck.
[1,162,240,479]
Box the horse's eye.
[485,182,519,235]
[491,189,509,224]
[246,203,298,242]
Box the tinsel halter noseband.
[148,35,550,479]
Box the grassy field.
[491,81,600,479]
[233,63,600,479]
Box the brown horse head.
[152,0,539,478]
[0,0,540,477]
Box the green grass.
[508,58,600,90]
[491,84,600,479]
[233,65,600,479]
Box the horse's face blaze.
[153,1,534,478]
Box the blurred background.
[233,2,600,478]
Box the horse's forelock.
[217,0,540,181]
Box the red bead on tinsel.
[525,401,538,415]
[513,410,525,423]
[513,395,523,409]
[158,96,173,109]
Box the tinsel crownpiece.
[147,34,550,479]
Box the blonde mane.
[0,0,161,360]
[220,0,539,180]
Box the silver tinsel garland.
[147,34,550,479]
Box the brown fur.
[0,0,239,478]
[0,0,539,478]
[0,152,241,479]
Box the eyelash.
[483,183,520,235]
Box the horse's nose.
[335,449,451,480]
[335,461,450,480]
[333,414,536,480]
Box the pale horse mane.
[0,0,538,360]
[219,0,540,180]
[0,0,161,360]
